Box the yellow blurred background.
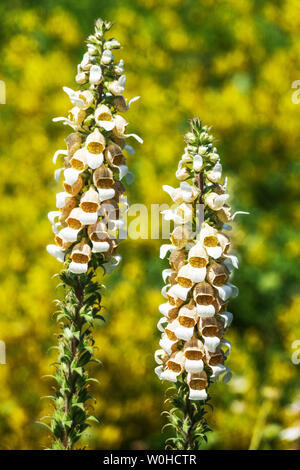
[0,0,299,449]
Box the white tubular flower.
[85,128,106,154]
[205,192,229,211]
[76,71,88,85]
[46,244,65,262]
[80,52,91,70]
[69,242,91,274]
[101,49,114,65]
[160,351,185,382]
[162,202,193,225]
[94,104,115,131]
[189,388,208,401]
[193,154,203,172]
[163,182,198,204]
[156,119,243,409]
[184,338,205,373]
[63,87,85,107]
[86,151,104,170]
[64,168,82,185]
[107,75,126,95]
[187,371,208,401]
[47,19,144,450]
[199,223,223,259]
[209,364,232,383]
[59,227,80,243]
[68,106,86,127]
[80,187,100,214]
[77,90,94,109]
[70,148,88,171]
[159,334,178,355]
[158,302,179,321]
[176,166,189,181]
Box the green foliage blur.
[0,0,299,450]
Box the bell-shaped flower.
[101,49,114,65]
[187,242,208,282]
[159,333,178,355]
[210,364,232,383]
[169,249,186,271]
[80,188,100,214]
[187,371,208,401]
[77,90,94,109]
[193,281,214,306]
[162,203,193,225]
[176,264,196,289]
[66,208,84,231]
[55,232,72,251]
[169,283,191,302]
[205,192,229,211]
[207,162,222,183]
[59,226,80,243]
[75,71,88,85]
[160,351,185,382]
[206,262,229,287]
[214,283,238,301]
[70,148,88,171]
[205,347,225,366]
[65,132,82,157]
[107,75,126,95]
[104,142,125,167]
[171,226,191,250]
[46,244,65,262]
[184,337,205,373]
[63,174,83,196]
[112,115,128,139]
[217,204,232,224]
[63,87,85,108]
[94,104,115,131]
[193,154,203,172]
[174,304,198,341]
[199,223,223,258]
[85,128,106,155]
[67,106,86,126]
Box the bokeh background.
[0,0,299,450]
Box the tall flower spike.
[45,19,141,450]
[156,118,247,450]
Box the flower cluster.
[155,118,247,401]
[47,18,142,274]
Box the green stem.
[46,271,103,450]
